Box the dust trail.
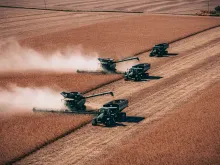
[0,39,99,73]
[0,85,64,112]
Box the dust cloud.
[0,85,64,112]
[0,39,100,73]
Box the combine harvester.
[124,63,151,81]
[33,91,129,127]
[77,57,139,74]
[33,91,114,114]
[149,43,169,57]
[92,99,128,127]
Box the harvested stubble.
[98,82,220,165]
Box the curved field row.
[0,14,219,164]
[0,0,219,14]
[15,27,220,165]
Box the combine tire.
[105,117,115,127]
[92,118,98,126]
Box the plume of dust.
[0,39,100,73]
[0,85,64,112]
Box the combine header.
[77,57,139,74]
[33,91,114,114]
[92,99,128,127]
[149,43,169,57]
[124,63,151,81]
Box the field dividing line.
[0,5,143,14]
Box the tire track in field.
[92,0,146,10]
[15,27,220,165]
[118,1,177,12]
[142,1,190,13]
[150,0,207,13]
[52,0,107,7]
[54,0,122,10]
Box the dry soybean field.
[0,1,220,165]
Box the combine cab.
[92,99,128,127]
[33,91,114,113]
[124,63,151,81]
[150,43,169,57]
[98,57,139,73]
[77,57,139,74]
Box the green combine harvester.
[149,43,169,57]
[92,99,128,127]
[77,57,139,74]
[124,63,151,81]
[33,91,114,114]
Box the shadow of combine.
[114,116,145,127]
[126,116,145,123]
[147,75,163,80]
[157,53,178,58]
[135,74,163,82]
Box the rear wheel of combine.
[92,118,98,126]
[105,117,115,127]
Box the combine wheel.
[92,118,98,126]
[105,117,115,127]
